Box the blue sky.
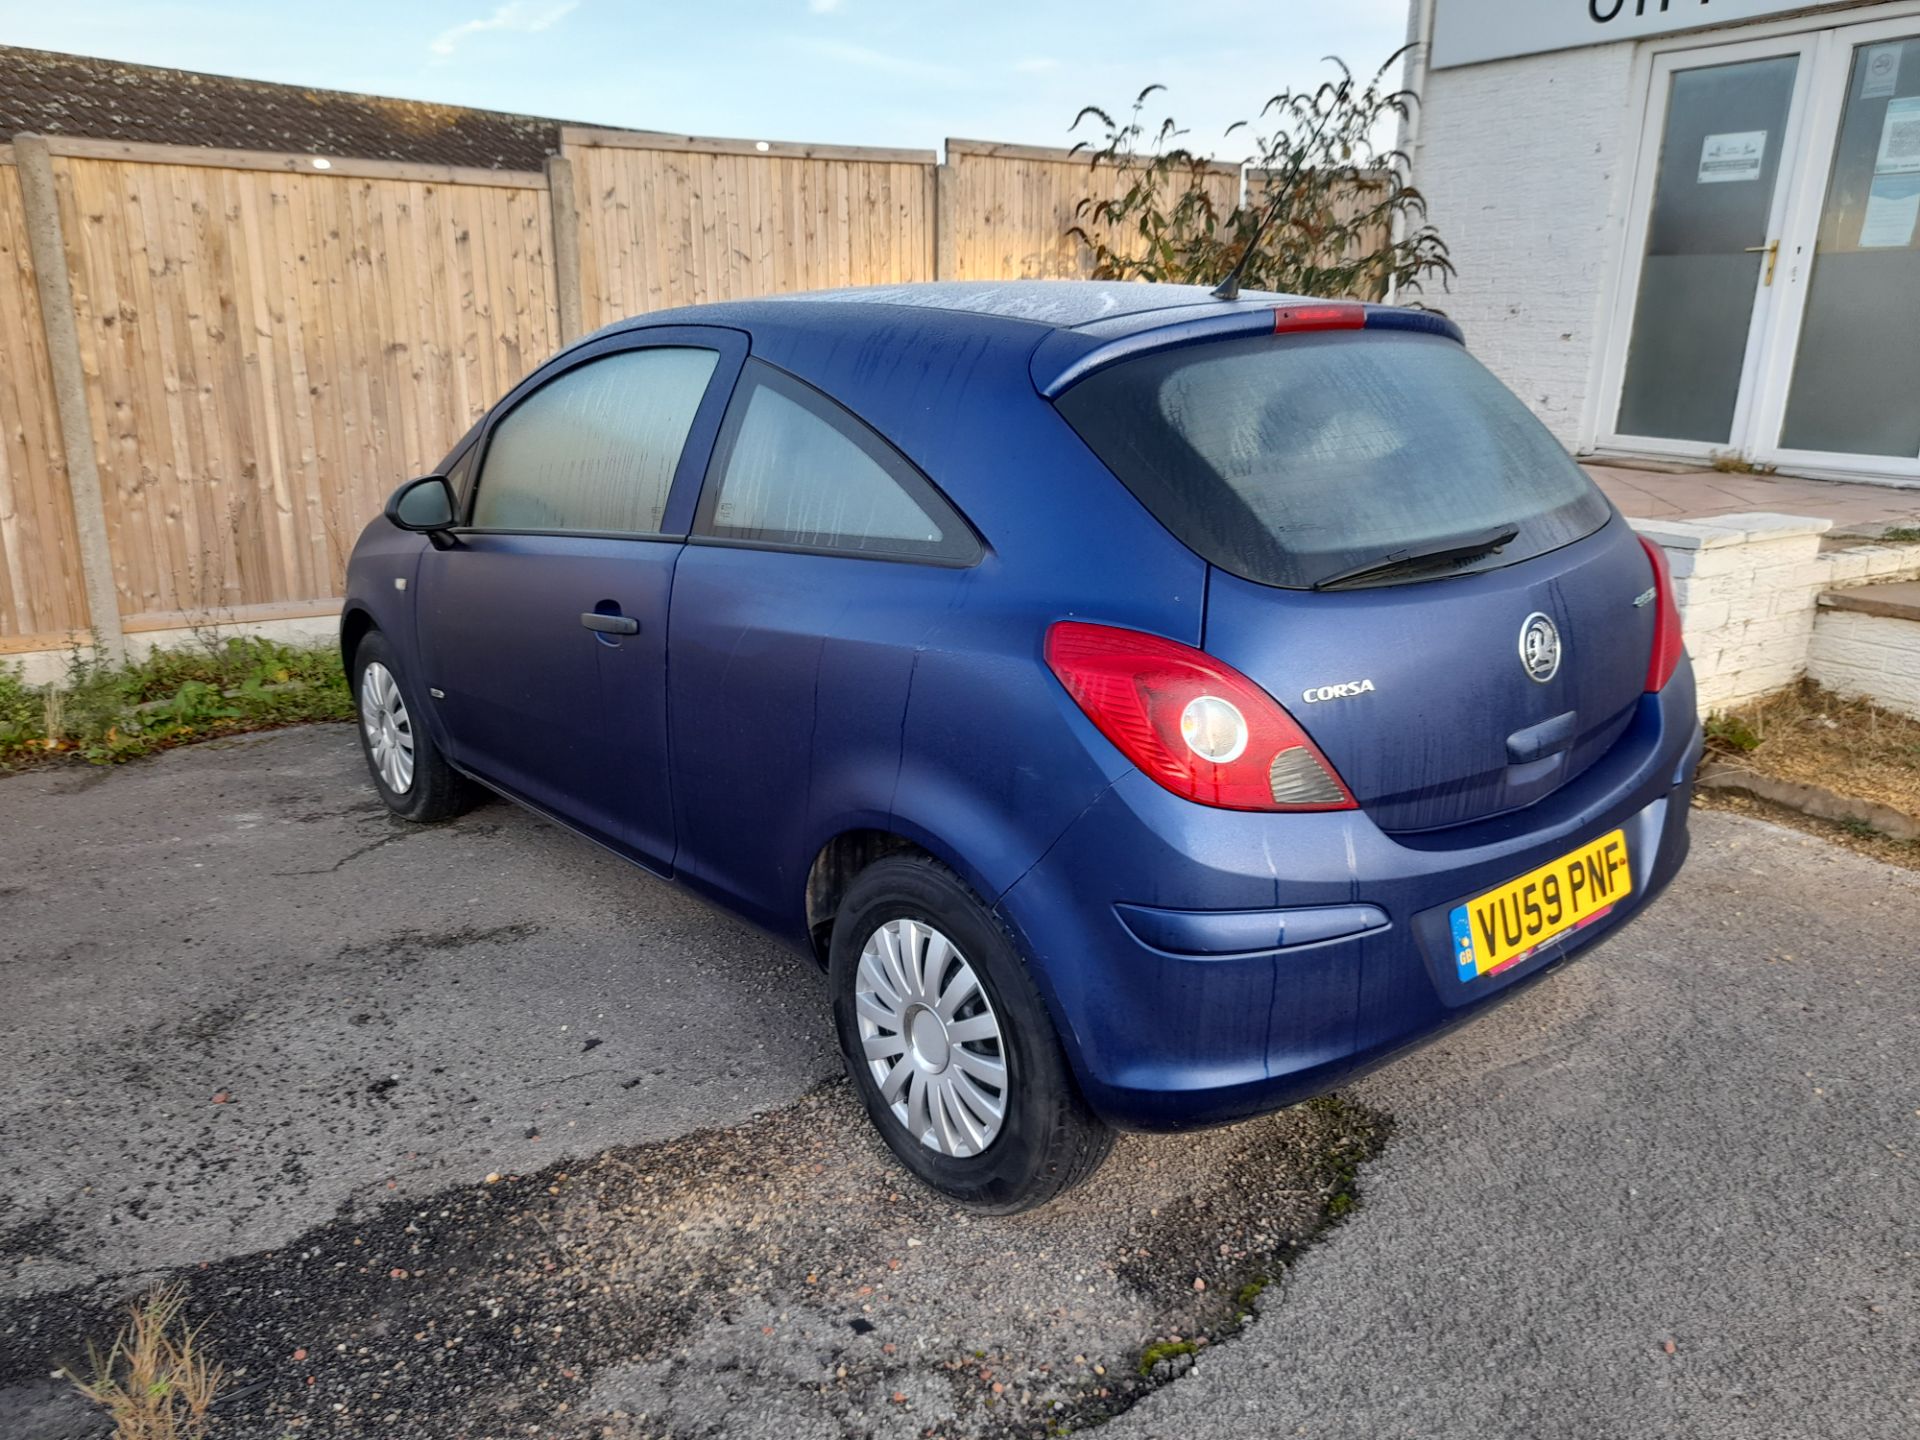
[0,1,1411,157]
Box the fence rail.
[0,126,1389,660]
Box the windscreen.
[1054,330,1613,590]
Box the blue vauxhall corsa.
[344,282,1701,1211]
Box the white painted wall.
[1414,42,1640,448]
[1810,610,1920,718]
[1631,513,1920,711]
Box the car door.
[666,358,983,928]
[416,326,746,872]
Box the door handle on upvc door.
[580,612,639,635]
[1743,240,1779,286]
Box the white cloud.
[429,1,579,60]
[808,0,844,12]
[793,37,964,82]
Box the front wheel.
[351,630,476,823]
[829,854,1113,1212]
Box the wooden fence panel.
[564,130,937,329]
[0,151,92,648]
[938,139,1242,282]
[50,147,560,625]
[0,126,1403,657]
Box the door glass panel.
[1616,55,1799,443]
[1779,35,1920,459]
[471,347,718,534]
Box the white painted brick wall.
[1416,43,1637,448]
[1632,513,1920,713]
[1809,610,1920,718]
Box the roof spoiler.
[1031,302,1465,399]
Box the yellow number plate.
[1449,829,1631,980]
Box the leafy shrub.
[0,661,39,748]
[1066,52,1452,302]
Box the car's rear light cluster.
[1045,621,1356,812]
[1637,536,1685,692]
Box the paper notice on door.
[1698,131,1767,184]
[1876,96,1920,176]
[1861,43,1903,101]
[1860,176,1920,249]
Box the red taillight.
[1272,302,1366,334]
[1045,621,1356,812]
[1638,536,1684,692]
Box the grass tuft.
[61,1285,223,1440]
[1135,1338,1198,1377]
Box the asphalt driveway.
[0,725,1913,1437]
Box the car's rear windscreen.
[1053,329,1614,590]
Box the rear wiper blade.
[1310,524,1520,591]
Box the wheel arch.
[804,828,930,967]
[339,603,377,674]
[803,815,1015,969]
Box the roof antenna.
[1212,64,1344,302]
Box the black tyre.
[829,854,1114,1212]
[350,630,477,823]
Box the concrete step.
[1819,580,1920,622]
[1810,581,1920,719]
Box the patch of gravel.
[1,1080,1387,1440]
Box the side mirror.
[385,475,456,533]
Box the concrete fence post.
[545,153,585,345]
[12,132,125,662]
[933,158,954,282]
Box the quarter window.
[698,362,978,562]
[470,347,719,534]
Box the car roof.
[603,280,1299,343]
[757,280,1298,328]
[592,281,1465,400]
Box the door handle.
[1743,239,1779,286]
[580,612,639,636]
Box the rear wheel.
[351,630,476,823]
[829,854,1113,1212]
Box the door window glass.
[1779,35,1920,458]
[698,362,978,562]
[471,347,719,534]
[1615,55,1800,443]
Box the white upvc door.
[1595,34,1822,462]
[1748,16,1920,481]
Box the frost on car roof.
[761,281,1290,330]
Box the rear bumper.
[995,668,1703,1131]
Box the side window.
[697,362,979,563]
[470,346,719,535]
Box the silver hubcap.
[359,661,415,795]
[856,918,1008,1157]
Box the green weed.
[1705,712,1763,753]
[0,637,351,770]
